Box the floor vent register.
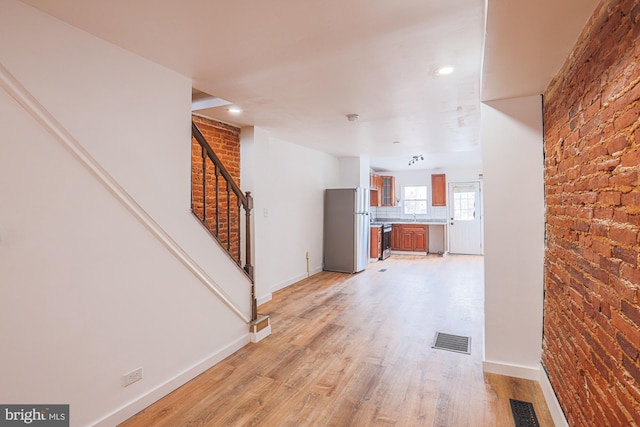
[432,332,471,354]
[509,399,540,427]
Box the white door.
[449,182,483,255]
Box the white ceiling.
[21,0,599,171]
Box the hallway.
[122,255,552,426]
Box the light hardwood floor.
[121,255,554,426]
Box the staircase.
[191,120,269,337]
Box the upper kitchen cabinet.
[370,173,381,190]
[431,174,446,206]
[369,173,382,207]
[381,176,395,206]
[370,189,381,207]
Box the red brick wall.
[543,0,640,425]
[191,115,241,259]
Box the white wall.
[241,128,340,304]
[0,1,251,425]
[337,156,370,188]
[481,95,545,378]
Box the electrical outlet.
[122,367,143,387]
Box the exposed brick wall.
[191,115,241,259]
[543,0,640,425]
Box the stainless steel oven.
[381,224,392,259]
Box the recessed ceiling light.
[227,106,242,114]
[436,66,454,76]
[392,141,401,144]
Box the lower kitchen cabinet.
[370,226,382,259]
[391,225,400,250]
[391,224,428,252]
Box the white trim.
[0,62,250,324]
[271,266,323,293]
[390,250,428,256]
[257,293,273,306]
[482,360,540,380]
[483,360,569,426]
[92,335,250,426]
[250,324,272,343]
[539,363,569,427]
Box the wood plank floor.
[121,255,554,426]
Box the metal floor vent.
[509,399,540,427]
[432,332,471,354]
[378,268,387,272]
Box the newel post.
[244,191,257,321]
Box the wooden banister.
[191,121,256,321]
[192,122,249,210]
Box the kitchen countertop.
[371,218,447,226]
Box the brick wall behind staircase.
[191,115,241,258]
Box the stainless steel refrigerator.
[323,188,370,273]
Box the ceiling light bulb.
[227,106,242,114]
[437,66,454,76]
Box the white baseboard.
[538,363,569,427]
[270,267,322,293]
[483,360,569,426]
[390,250,428,256]
[257,293,272,306]
[257,266,324,308]
[92,334,250,426]
[482,360,541,380]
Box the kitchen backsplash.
[371,205,447,221]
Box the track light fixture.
[408,154,424,166]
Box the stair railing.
[191,121,257,321]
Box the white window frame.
[403,185,428,215]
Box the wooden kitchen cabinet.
[370,189,381,207]
[381,176,395,206]
[369,173,381,190]
[370,173,382,207]
[391,224,427,252]
[391,225,401,250]
[370,226,382,259]
[431,173,446,206]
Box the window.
[453,191,475,220]
[403,185,427,215]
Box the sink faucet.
[413,213,417,222]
